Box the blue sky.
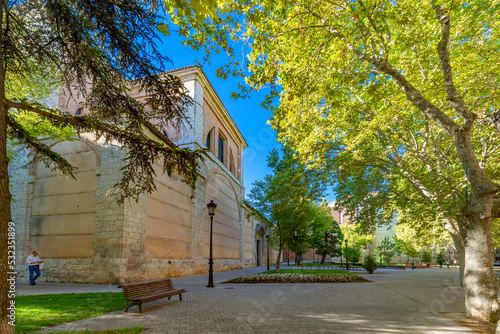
[157,33,335,203]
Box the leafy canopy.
[247,147,327,270]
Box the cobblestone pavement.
[24,267,477,333]
[17,265,280,296]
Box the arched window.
[218,132,225,163]
[206,130,211,149]
[230,149,235,175]
[75,108,82,116]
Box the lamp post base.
[207,258,214,288]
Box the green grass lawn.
[261,269,355,275]
[16,292,128,334]
[44,328,146,334]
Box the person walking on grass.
[26,250,44,285]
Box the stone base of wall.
[16,258,257,284]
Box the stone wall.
[30,140,98,259]
[13,66,267,284]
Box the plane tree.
[164,0,500,323]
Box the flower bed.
[223,273,368,284]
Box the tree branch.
[430,0,476,130]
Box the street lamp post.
[207,200,217,288]
[345,239,349,271]
[266,234,270,270]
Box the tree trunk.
[0,104,14,334]
[275,246,282,273]
[463,214,499,322]
[455,245,465,286]
[296,251,302,266]
[0,3,15,329]
[444,216,465,285]
[320,252,327,264]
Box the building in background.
[12,66,275,284]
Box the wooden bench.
[118,278,186,313]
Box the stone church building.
[13,66,272,284]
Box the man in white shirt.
[26,250,44,285]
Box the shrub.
[363,255,378,274]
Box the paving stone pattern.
[23,266,479,333]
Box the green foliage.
[492,219,500,250]
[342,245,362,264]
[286,230,309,265]
[3,0,204,203]
[374,236,395,265]
[421,250,433,263]
[436,250,446,264]
[311,224,344,263]
[15,292,126,334]
[164,0,500,200]
[393,235,419,262]
[247,147,327,270]
[285,201,334,260]
[308,200,344,263]
[339,223,373,264]
[163,0,500,298]
[261,269,352,275]
[164,0,500,318]
[3,4,205,330]
[341,224,374,250]
[299,263,340,267]
[363,255,378,274]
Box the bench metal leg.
[125,301,134,312]
[125,301,142,313]
[138,302,142,313]
[179,294,182,301]
[168,296,171,300]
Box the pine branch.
[7,114,76,177]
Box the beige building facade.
[13,66,273,284]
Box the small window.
[218,134,225,163]
[206,131,211,149]
[75,108,82,116]
[230,150,235,174]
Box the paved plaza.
[17,266,485,333]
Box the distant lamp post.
[324,231,329,264]
[207,200,217,288]
[345,239,349,271]
[339,239,343,268]
[266,234,270,270]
